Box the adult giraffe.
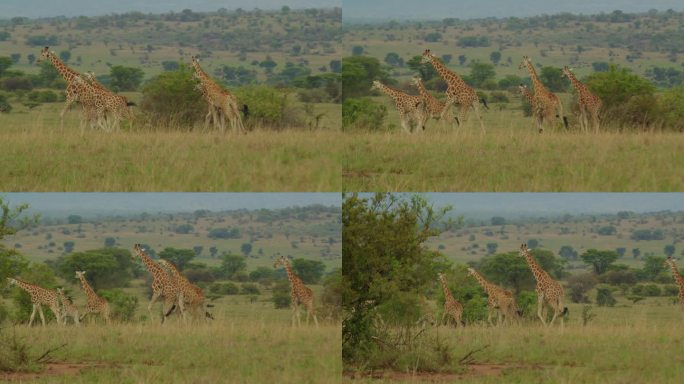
[273,256,318,327]
[421,49,487,133]
[370,80,427,133]
[519,56,568,132]
[519,244,567,326]
[561,66,602,133]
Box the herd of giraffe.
[4,244,317,327]
[35,47,245,133]
[373,50,603,134]
[437,244,684,328]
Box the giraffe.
[518,84,535,106]
[157,259,213,321]
[82,71,136,131]
[519,244,568,326]
[420,49,487,133]
[518,56,568,133]
[74,271,110,324]
[467,267,520,326]
[190,56,245,134]
[133,244,184,322]
[370,80,427,133]
[561,66,602,133]
[37,47,100,128]
[411,76,451,127]
[437,273,464,327]
[6,277,63,326]
[664,256,684,316]
[273,256,318,327]
[56,287,80,326]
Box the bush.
[601,269,637,285]
[0,93,11,113]
[659,85,684,131]
[663,285,679,296]
[567,273,598,303]
[516,291,537,318]
[99,289,138,322]
[140,64,205,127]
[234,84,303,128]
[240,283,260,295]
[596,286,617,307]
[272,279,291,309]
[632,283,662,297]
[27,90,59,103]
[488,91,509,103]
[342,97,387,131]
[209,282,239,295]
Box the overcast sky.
[3,193,341,218]
[343,0,684,22]
[0,0,339,19]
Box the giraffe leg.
[103,302,111,325]
[38,306,46,327]
[440,311,447,327]
[486,306,494,327]
[51,305,64,326]
[536,293,547,325]
[148,291,161,322]
[74,310,80,326]
[471,100,485,135]
[28,304,38,327]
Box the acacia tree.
[342,193,456,365]
[581,249,618,275]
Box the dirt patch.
[1,362,113,381]
[345,362,544,382]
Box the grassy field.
[0,102,343,192]
[342,103,684,191]
[1,290,341,383]
[345,297,684,383]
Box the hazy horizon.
[3,193,341,218]
[0,0,340,19]
[343,0,684,22]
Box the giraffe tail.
[205,311,215,320]
[206,304,215,308]
[562,116,569,129]
[562,307,569,316]
[242,104,249,118]
[479,98,489,110]
[126,101,137,107]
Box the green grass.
[0,103,342,191]
[345,298,684,383]
[342,121,684,191]
[2,292,341,383]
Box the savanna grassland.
[1,205,341,270]
[1,291,341,383]
[0,102,343,191]
[342,11,684,191]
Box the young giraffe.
[371,80,427,133]
[421,49,487,133]
[190,56,245,134]
[437,273,464,327]
[561,66,602,133]
[519,244,568,326]
[157,259,212,321]
[467,267,520,326]
[83,71,136,131]
[74,271,110,324]
[6,277,63,326]
[273,256,318,327]
[132,244,184,323]
[56,287,80,326]
[664,256,684,316]
[518,84,535,106]
[411,76,450,126]
[519,56,568,133]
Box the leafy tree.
[384,52,404,67]
[664,245,676,257]
[192,246,203,257]
[342,193,454,364]
[174,223,194,234]
[63,241,75,253]
[457,36,489,47]
[592,62,609,72]
[291,258,325,284]
[480,248,563,294]
[207,228,241,239]
[486,242,498,255]
[0,94,11,113]
[109,65,144,91]
[259,58,278,74]
[67,215,82,224]
[10,53,20,64]
[631,229,664,240]
[161,61,180,71]
[217,65,257,86]
[581,249,618,275]
[596,225,616,235]
[240,243,252,256]
[640,255,667,281]
[0,57,13,77]
[272,279,291,308]
[342,56,389,100]
[209,246,218,258]
[220,254,246,279]
[99,289,138,322]
[104,237,116,248]
[59,51,71,63]
[539,66,569,92]
[558,245,578,260]
[249,266,274,282]
[490,216,506,225]
[458,55,467,66]
[329,60,341,73]
[632,248,641,259]
[55,248,134,289]
[615,247,626,257]
[424,32,442,42]
[342,97,387,131]
[490,51,502,65]
[406,55,439,82]
[527,239,539,248]
[567,273,598,303]
[352,46,364,56]
[596,286,616,307]
[158,247,195,271]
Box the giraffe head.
[273,255,289,269]
[370,80,382,92]
[560,66,573,79]
[518,56,532,71]
[36,46,52,64]
[411,76,422,87]
[519,243,530,257]
[518,84,528,93]
[420,49,435,64]
[133,243,146,259]
[664,256,674,268]
[466,267,477,278]
[75,270,87,279]
[6,277,18,287]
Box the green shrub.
[659,85,684,131]
[140,64,205,127]
[209,282,239,295]
[342,97,387,131]
[516,290,537,318]
[488,91,510,103]
[596,286,617,307]
[240,283,260,295]
[99,289,138,322]
[272,279,291,309]
[234,84,303,128]
[0,93,11,113]
[663,285,680,296]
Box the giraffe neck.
[138,252,165,279]
[374,82,404,99]
[564,70,587,94]
[524,252,549,285]
[282,260,299,288]
[525,62,546,93]
[669,261,684,287]
[77,275,97,296]
[470,270,494,294]
[440,278,454,301]
[427,56,465,87]
[46,51,79,83]
[192,61,212,86]
[11,278,38,293]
